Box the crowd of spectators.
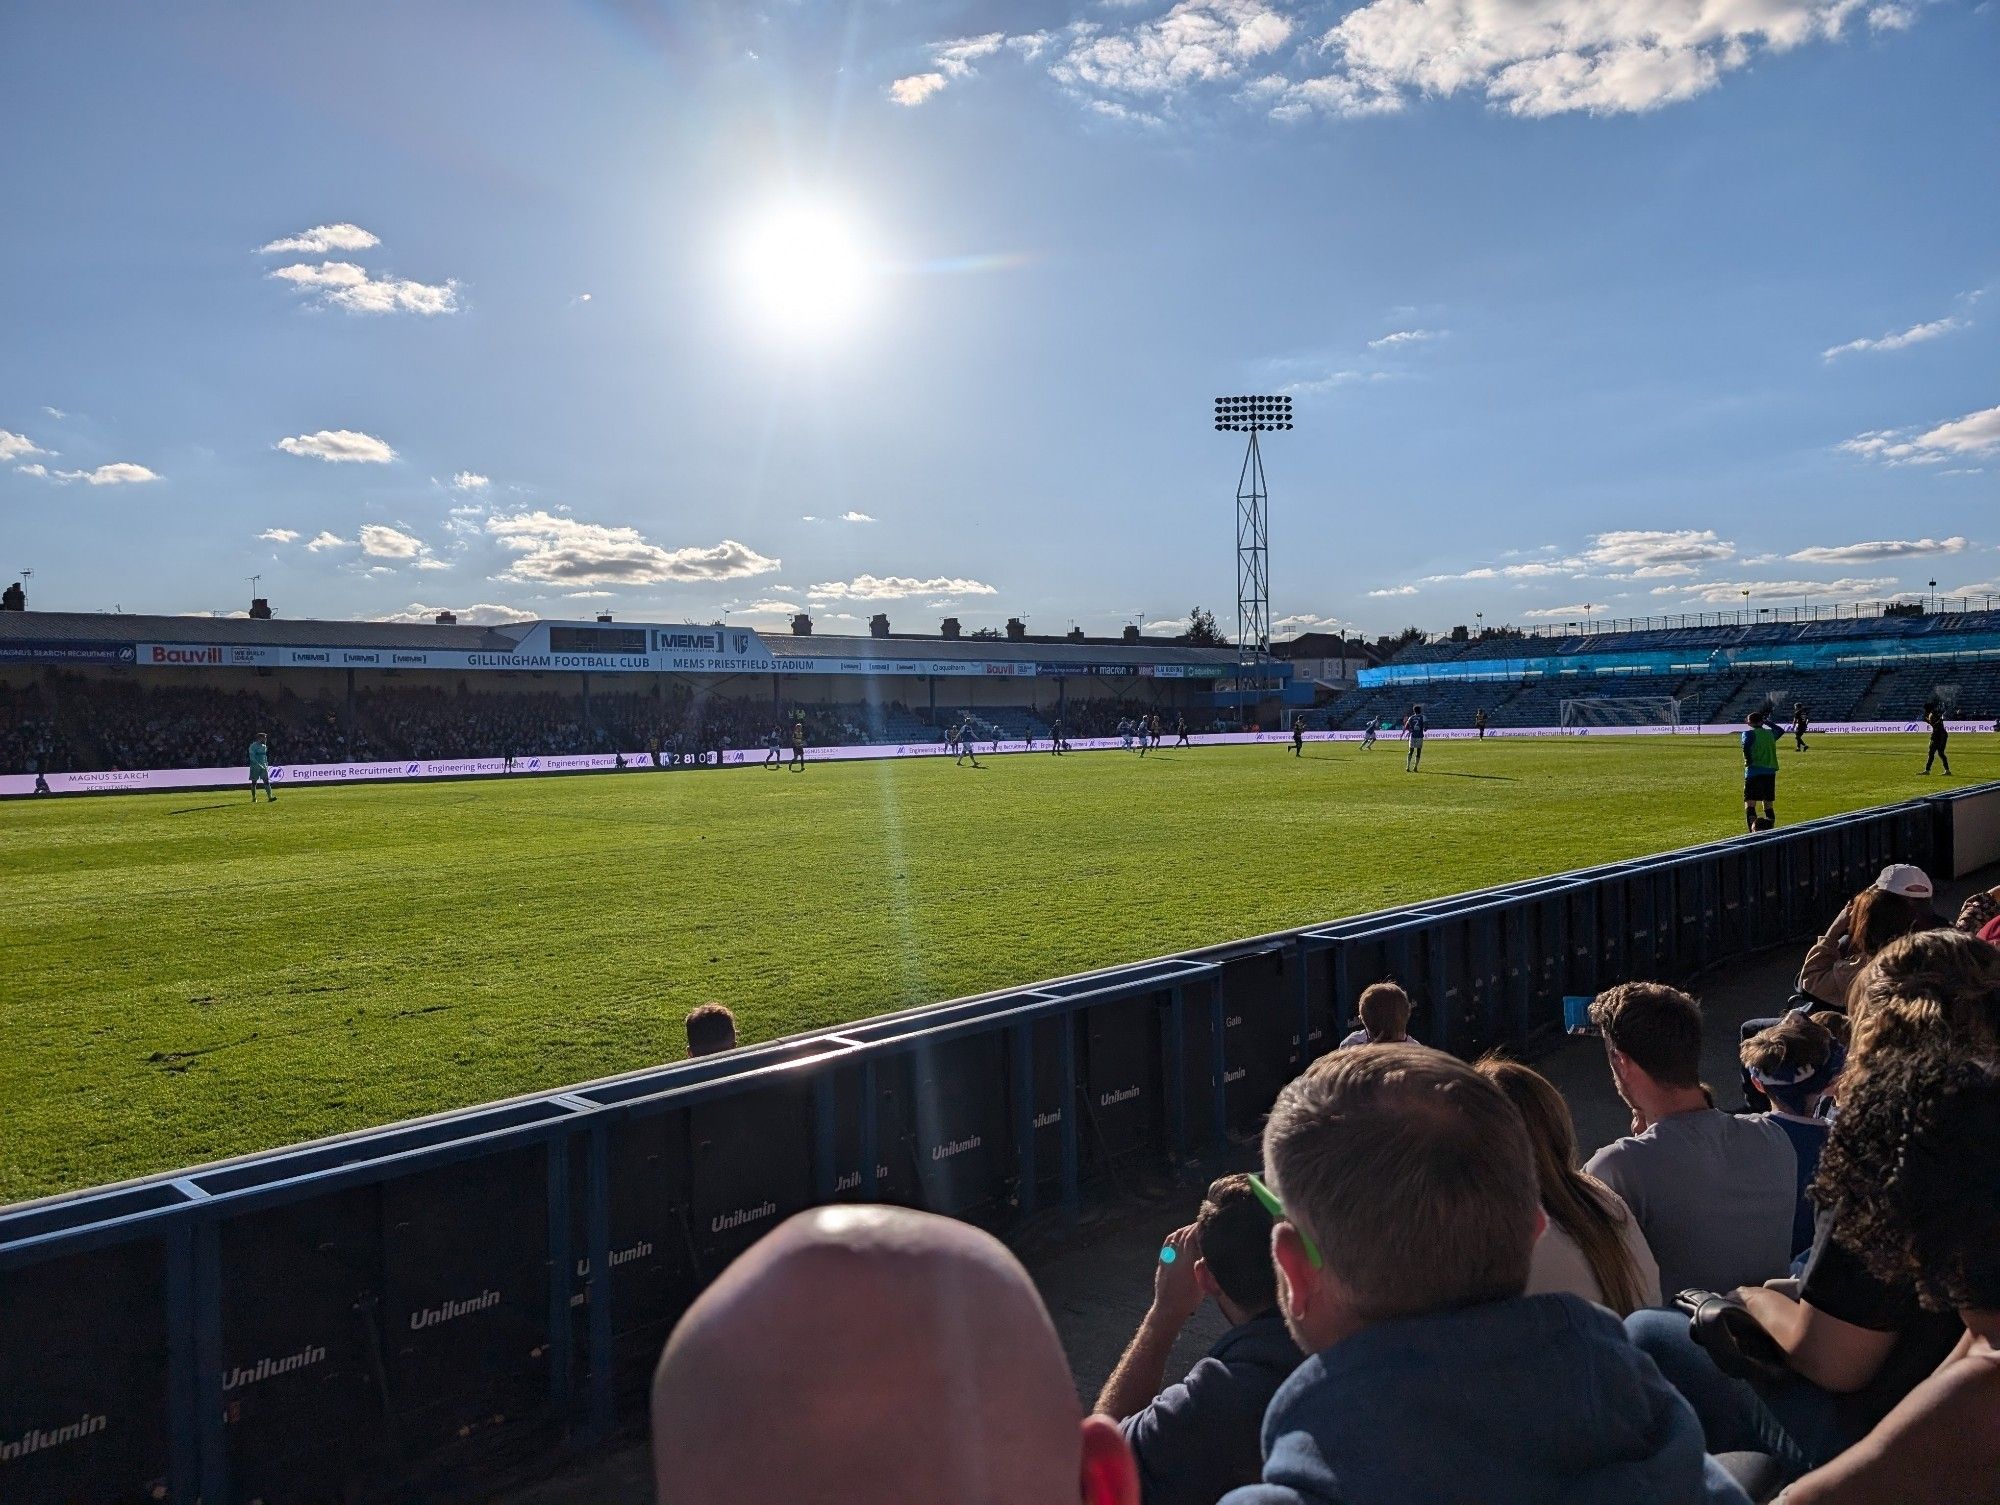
[651,863,2000,1504]
[0,675,1260,773]
[2,676,1079,771]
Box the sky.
[0,0,1995,641]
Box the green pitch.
[2,733,1989,1203]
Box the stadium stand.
[0,610,1248,773]
[1320,607,2000,731]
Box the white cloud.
[1281,0,1907,121]
[358,523,425,559]
[1273,612,1350,638]
[808,573,999,601]
[268,260,459,315]
[1368,328,1443,348]
[1582,529,1735,569]
[50,462,160,485]
[41,406,66,420]
[1280,369,1396,395]
[1367,584,1419,597]
[1143,618,1188,634]
[1676,576,1901,605]
[258,528,301,544]
[1053,1,1293,96]
[305,531,352,551]
[564,590,614,599]
[277,429,396,464]
[937,32,1007,74]
[841,510,877,523]
[0,430,48,462]
[372,601,537,625]
[1868,3,1915,29]
[451,471,490,492]
[889,71,949,105]
[1823,315,1966,360]
[259,223,381,255]
[1786,536,1969,565]
[1522,602,1611,619]
[486,510,780,586]
[1841,405,2000,466]
[889,30,1008,104]
[15,463,47,477]
[737,599,806,620]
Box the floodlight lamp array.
[1213,395,1294,432]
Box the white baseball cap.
[1876,864,1934,900]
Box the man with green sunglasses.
[1221,1045,1751,1505]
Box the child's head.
[1357,981,1413,1043]
[1741,1012,1839,1115]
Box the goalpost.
[1559,695,1683,734]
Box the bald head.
[653,1205,1129,1505]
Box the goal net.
[1559,695,1682,734]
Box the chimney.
[1005,617,1026,641]
[869,613,891,638]
[597,612,614,623]
[791,613,813,636]
[1122,624,1140,643]
[434,610,458,626]
[1066,626,1086,643]
[248,597,273,620]
[941,617,961,639]
[2,581,26,612]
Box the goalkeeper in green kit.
[248,732,277,803]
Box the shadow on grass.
[168,803,237,815]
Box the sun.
[733,199,874,341]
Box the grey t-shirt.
[1583,1108,1797,1298]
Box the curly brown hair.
[1848,928,2000,1070]
[1810,1047,2000,1313]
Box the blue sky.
[1,0,1994,639]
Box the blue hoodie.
[1220,1293,1750,1505]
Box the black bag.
[1674,1290,1792,1385]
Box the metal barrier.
[3,783,1994,1503]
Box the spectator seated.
[1583,983,1799,1297]
[1220,1046,1749,1504]
[1478,1058,1661,1315]
[1626,930,2000,1484]
[651,1204,1140,1505]
[1780,1049,2000,1504]
[1095,1175,1301,1505]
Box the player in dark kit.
[1474,708,1487,740]
[1292,716,1305,757]
[1923,706,1951,775]
[1174,714,1189,747]
[1050,717,1065,755]
[789,719,806,772]
[1742,710,1779,830]
[1402,704,1427,772]
[1792,703,1809,752]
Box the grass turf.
[3,731,1990,1203]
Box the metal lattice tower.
[1213,395,1292,678]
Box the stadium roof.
[0,610,1244,668]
